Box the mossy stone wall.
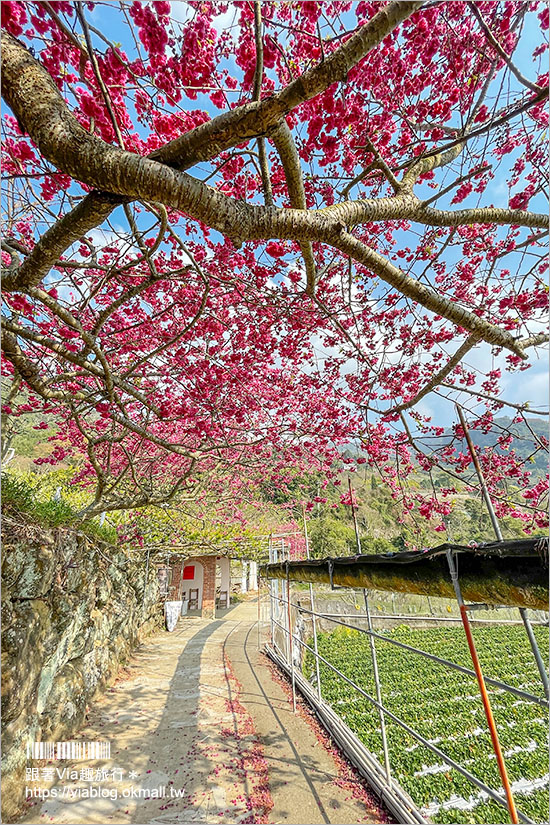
[1,519,161,822]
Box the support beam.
[241,560,249,594]
[261,541,548,610]
[249,561,258,590]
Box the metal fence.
[260,556,549,825]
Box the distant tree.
[309,516,357,558]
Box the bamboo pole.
[261,553,547,609]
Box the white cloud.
[212,5,239,36]
[169,1,193,25]
[169,1,239,37]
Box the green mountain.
[416,416,548,474]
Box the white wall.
[181,559,204,609]
[240,560,248,593]
[217,557,230,598]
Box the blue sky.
[5,1,548,432]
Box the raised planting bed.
[303,624,549,824]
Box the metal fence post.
[286,566,296,713]
[519,607,550,700]
[268,535,275,647]
[141,546,150,614]
[348,478,392,785]
[257,575,261,649]
[302,504,322,700]
[363,588,392,786]
[457,404,550,700]
[264,568,540,824]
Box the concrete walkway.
[20,601,387,825]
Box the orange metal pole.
[458,603,519,824]
[447,547,519,824]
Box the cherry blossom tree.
[1,1,548,529]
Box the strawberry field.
[303,623,549,824]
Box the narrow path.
[21,601,387,825]
[226,618,384,824]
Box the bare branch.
[438,382,549,416]
[332,231,528,358]
[74,3,126,149]
[1,192,121,292]
[252,1,274,208]
[1,327,86,401]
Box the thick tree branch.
[517,332,549,349]
[78,476,188,519]
[331,232,528,358]
[416,204,548,229]
[271,121,317,294]
[6,34,545,243]
[148,1,424,169]
[2,25,545,361]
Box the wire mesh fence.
[260,573,549,825]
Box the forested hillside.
[3,401,546,556]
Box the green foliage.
[1,473,117,544]
[360,535,404,554]
[303,625,550,824]
[446,497,533,544]
[299,465,544,561]
[1,381,65,468]
[122,503,272,559]
[259,470,321,505]
[308,516,357,557]
[1,473,34,512]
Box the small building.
[158,553,258,620]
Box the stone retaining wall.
[1,517,162,822]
